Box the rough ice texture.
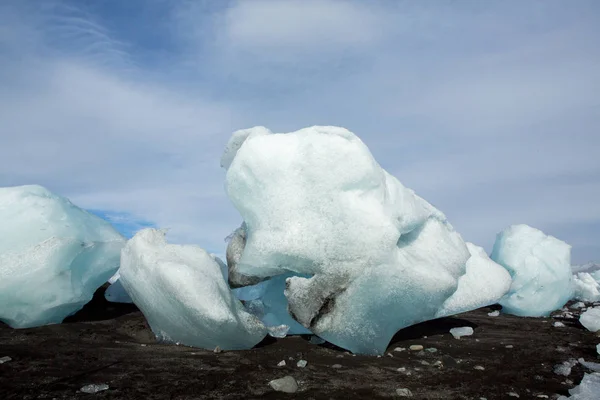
[223,126,470,355]
[0,185,124,328]
[436,243,511,318]
[226,223,311,335]
[557,373,600,400]
[580,307,600,332]
[491,224,573,317]
[572,273,600,303]
[119,228,267,350]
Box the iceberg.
[491,224,573,317]
[226,223,311,335]
[0,185,124,328]
[436,242,512,318]
[222,126,470,355]
[119,228,267,350]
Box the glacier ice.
[119,228,267,350]
[557,373,600,400]
[572,272,600,303]
[580,307,600,332]
[490,224,573,317]
[0,185,124,328]
[226,223,311,335]
[104,271,133,304]
[436,243,511,318]
[222,125,470,355]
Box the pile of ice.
[220,125,512,355]
[118,228,267,350]
[0,185,124,328]
[557,373,600,400]
[572,272,600,303]
[490,224,573,317]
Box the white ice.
[572,273,600,303]
[579,307,600,332]
[490,224,573,317]
[222,126,470,355]
[436,243,511,318]
[119,228,267,350]
[449,327,474,339]
[557,373,600,400]
[0,185,124,328]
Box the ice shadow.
[64,284,139,323]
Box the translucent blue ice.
[0,185,124,328]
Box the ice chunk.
[491,224,573,317]
[0,185,124,328]
[80,384,109,394]
[557,373,600,399]
[578,358,600,372]
[436,243,511,318]
[296,359,308,368]
[554,359,578,376]
[580,307,600,332]
[572,273,600,302]
[0,356,11,364]
[267,324,290,338]
[449,327,474,339]
[119,228,267,350]
[268,376,298,393]
[488,310,500,317]
[223,126,470,355]
[396,388,413,397]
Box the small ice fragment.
[536,396,548,399]
[474,365,485,370]
[449,327,474,339]
[397,367,406,372]
[214,346,222,353]
[580,307,600,332]
[332,364,342,369]
[409,345,423,351]
[309,335,325,345]
[387,353,394,358]
[554,322,566,328]
[277,360,286,367]
[394,347,406,352]
[297,360,308,368]
[571,302,586,309]
[506,345,514,349]
[554,359,578,376]
[268,325,290,338]
[420,360,430,365]
[140,344,146,347]
[268,376,298,393]
[426,348,438,353]
[507,392,519,398]
[488,310,500,317]
[396,388,413,397]
[80,384,109,394]
[578,358,600,372]
[0,356,12,364]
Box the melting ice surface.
[0,185,124,328]
[222,126,472,355]
[491,224,573,317]
[119,228,267,350]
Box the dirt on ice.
[1,286,599,399]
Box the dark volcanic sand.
[1,287,599,400]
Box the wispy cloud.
[0,0,598,261]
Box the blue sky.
[0,0,599,261]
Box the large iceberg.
[491,224,573,317]
[222,126,470,355]
[0,185,124,328]
[436,242,512,318]
[119,228,267,350]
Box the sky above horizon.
[0,0,599,262]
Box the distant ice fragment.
[0,185,124,328]
[436,243,511,318]
[554,359,578,376]
[557,373,600,399]
[268,375,298,393]
[296,359,308,368]
[277,360,286,367]
[409,345,424,351]
[572,273,600,302]
[396,388,413,397]
[119,229,267,350]
[580,307,600,332]
[554,322,566,328]
[488,310,500,317]
[491,224,573,317]
[267,324,290,338]
[572,302,586,310]
[80,384,109,394]
[223,126,470,355]
[449,327,474,339]
[0,356,11,364]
